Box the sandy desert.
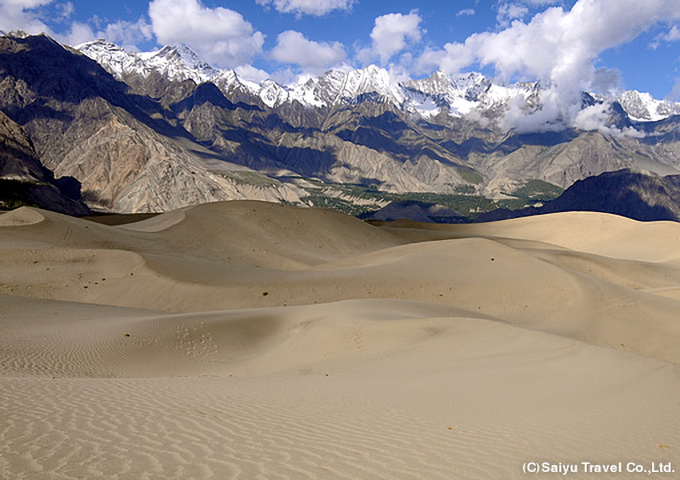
[1,200,679,479]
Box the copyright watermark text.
[523,461,675,475]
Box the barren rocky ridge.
[1,32,680,215]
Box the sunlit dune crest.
[1,201,679,478]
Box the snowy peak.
[404,70,542,118]
[145,44,220,83]
[338,65,405,105]
[618,90,680,122]
[211,69,254,98]
[155,45,210,71]
[1,30,30,39]
[76,39,145,80]
[76,40,225,85]
[287,69,350,108]
[246,66,405,109]
[407,71,490,101]
[405,71,493,117]
[255,66,405,109]
[287,69,346,108]
[258,80,292,108]
[76,40,262,101]
[75,39,680,124]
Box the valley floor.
[1,201,679,479]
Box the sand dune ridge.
[1,202,679,479]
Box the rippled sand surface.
[1,202,679,479]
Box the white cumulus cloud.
[0,0,53,34]
[271,30,346,73]
[359,11,423,65]
[99,18,153,51]
[573,103,645,138]
[497,3,529,27]
[1,0,52,9]
[652,24,680,47]
[417,43,474,75]
[54,20,96,45]
[666,25,680,41]
[57,2,74,20]
[419,0,680,131]
[256,0,354,17]
[670,78,680,101]
[148,0,264,68]
[0,0,153,48]
[235,64,272,84]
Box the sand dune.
[384,212,680,263]
[1,201,679,479]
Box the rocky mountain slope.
[72,39,680,203]
[364,200,465,223]
[0,34,302,213]
[1,32,680,215]
[476,169,680,222]
[0,110,90,214]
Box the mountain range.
[476,169,680,223]
[1,31,680,217]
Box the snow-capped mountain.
[256,66,547,119]
[74,40,542,118]
[618,90,680,122]
[73,40,674,127]
[293,69,351,107]
[76,39,265,103]
[336,65,406,105]
[76,39,222,85]
[6,33,680,217]
[76,39,680,126]
[404,71,489,117]
[404,71,545,119]
[245,66,406,109]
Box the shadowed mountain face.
[0,109,48,181]
[1,33,680,215]
[364,200,465,223]
[0,110,90,215]
[476,169,680,222]
[0,34,303,213]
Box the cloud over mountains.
[148,0,264,67]
[256,0,355,17]
[2,0,680,132]
[420,0,680,130]
[359,11,424,66]
[271,31,346,73]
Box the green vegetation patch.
[497,179,564,210]
[300,194,375,216]
[374,191,497,215]
[212,170,282,188]
[298,180,499,219]
[457,168,485,185]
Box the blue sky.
[1,0,679,101]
